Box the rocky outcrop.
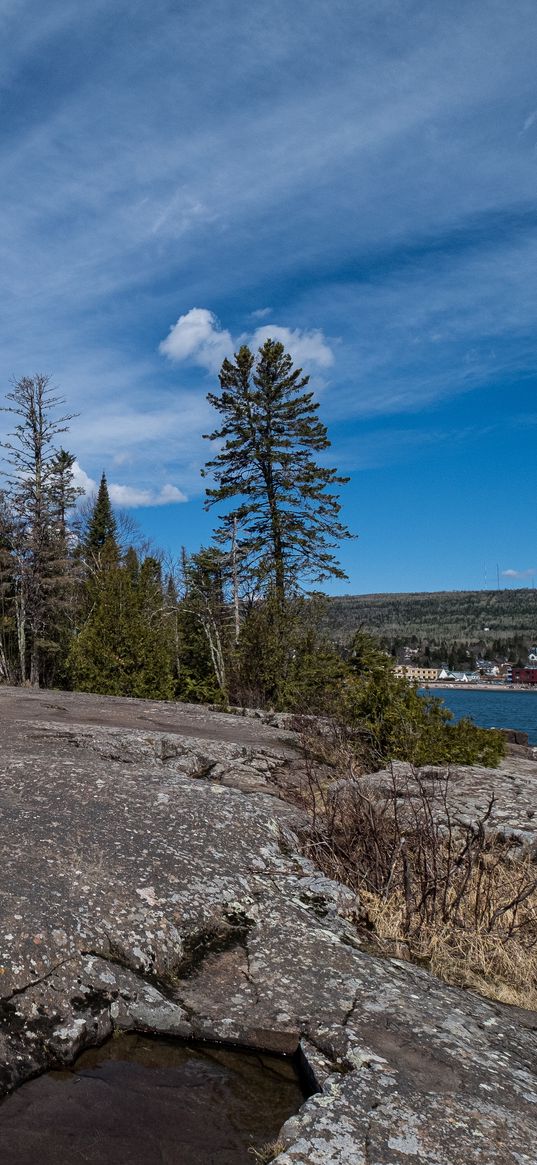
[0,687,535,1163]
[365,756,537,856]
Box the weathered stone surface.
[501,728,531,748]
[0,683,305,744]
[0,687,535,1163]
[365,756,537,855]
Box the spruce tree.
[86,472,117,556]
[203,339,352,604]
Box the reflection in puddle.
[0,1032,306,1164]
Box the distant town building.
[512,666,537,685]
[475,659,500,676]
[394,665,440,682]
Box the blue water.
[420,687,537,744]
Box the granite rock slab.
[365,757,537,855]
[0,687,535,1163]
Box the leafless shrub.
[296,736,537,1007]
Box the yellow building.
[394,665,440,682]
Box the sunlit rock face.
[0,686,535,1164]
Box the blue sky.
[1,0,537,593]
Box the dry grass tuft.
[248,1139,286,1163]
[361,875,537,1009]
[297,743,537,1009]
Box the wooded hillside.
[324,590,537,647]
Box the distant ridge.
[324,589,537,645]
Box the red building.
[511,667,537,685]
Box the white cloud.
[71,462,187,508]
[249,324,334,369]
[108,482,187,507]
[157,483,187,503]
[159,309,334,374]
[72,461,96,495]
[502,567,535,579]
[159,308,233,373]
[250,307,272,319]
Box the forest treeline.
[0,350,504,769]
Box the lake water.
[420,687,537,744]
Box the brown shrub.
[298,749,537,1008]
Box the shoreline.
[422,682,537,693]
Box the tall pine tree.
[203,340,352,605]
[85,472,117,557]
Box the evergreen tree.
[124,545,140,583]
[85,472,117,557]
[203,340,352,604]
[49,449,83,546]
[69,544,174,699]
[232,593,346,711]
[178,546,230,701]
[0,374,77,685]
[0,493,19,683]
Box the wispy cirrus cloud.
[1,1,536,434]
[0,0,536,588]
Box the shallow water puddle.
[0,1032,306,1163]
